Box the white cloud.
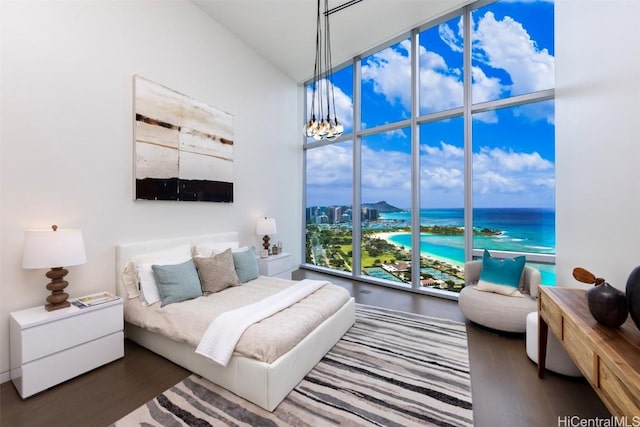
[418,61,464,113]
[306,138,555,207]
[307,141,415,196]
[472,145,555,203]
[420,142,464,192]
[474,146,553,171]
[419,141,555,204]
[361,40,412,110]
[473,11,554,95]
[513,102,555,124]
[306,143,352,186]
[360,10,554,124]
[439,23,462,53]
[470,65,504,104]
[532,177,555,189]
[384,128,408,140]
[421,141,463,159]
[474,170,525,194]
[361,145,411,191]
[360,144,414,207]
[362,40,464,115]
[422,166,464,190]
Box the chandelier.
[303,0,344,141]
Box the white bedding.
[116,232,356,412]
[196,279,329,366]
[123,275,350,363]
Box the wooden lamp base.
[262,235,271,251]
[44,267,71,311]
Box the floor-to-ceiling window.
[303,0,555,296]
[304,65,354,273]
[305,140,354,272]
[468,0,556,284]
[360,128,413,287]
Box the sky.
[306,0,555,210]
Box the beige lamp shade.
[23,225,87,311]
[23,227,87,269]
[256,217,277,236]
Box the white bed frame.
[115,232,355,412]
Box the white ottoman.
[526,311,582,377]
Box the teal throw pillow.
[152,259,203,306]
[476,249,526,297]
[232,247,260,283]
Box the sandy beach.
[370,231,465,271]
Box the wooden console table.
[538,285,640,417]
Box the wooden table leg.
[538,313,548,379]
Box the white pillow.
[130,245,193,305]
[193,241,239,258]
[121,261,140,299]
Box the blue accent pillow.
[476,249,526,297]
[232,247,260,283]
[152,259,203,306]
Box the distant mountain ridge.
[362,201,403,212]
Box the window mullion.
[463,5,474,263]
[411,29,421,290]
[352,57,362,279]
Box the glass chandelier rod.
[304,0,344,141]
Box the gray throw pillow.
[194,248,241,294]
[152,259,202,307]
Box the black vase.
[586,283,628,328]
[626,265,640,331]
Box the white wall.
[555,0,640,290]
[0,1,300,380]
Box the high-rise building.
[328,206,342,224]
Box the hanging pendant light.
[304,0,344,141]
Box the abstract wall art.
[133,75,234,202]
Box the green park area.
[305,224,469,292]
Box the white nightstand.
[9,296,124,398]
[258,252,294,279]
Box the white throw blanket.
[195,279,328,366]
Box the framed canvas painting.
[133,75,234,202]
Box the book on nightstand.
[72,292,119,308]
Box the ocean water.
[380,208,556,284]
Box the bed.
[115,232,355,412]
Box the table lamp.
[256,217,277,251]
[22,225,87,311]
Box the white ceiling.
[191,0,472,83]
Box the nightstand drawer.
[258,253,293,277]
[12,331,124,398]
[10,296,124,399]
[14,303,123,364]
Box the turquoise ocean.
[379,208,556,284]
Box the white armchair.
[458,260,541,333]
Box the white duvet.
[195,279,328,366]
[123,275,351,363]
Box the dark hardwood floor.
[0,269,610,426]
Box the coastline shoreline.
[370,231,465,270]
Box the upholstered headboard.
[115,232,239,298]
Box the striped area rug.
[113,304,473,426]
